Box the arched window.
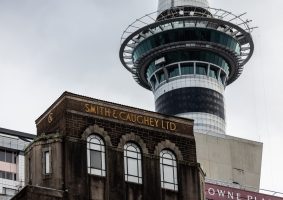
[160,150,178,191]
[124,143,142,184]
[87,135,105,176]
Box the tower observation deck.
[120,0,255,135]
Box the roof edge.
[0,127,35,139]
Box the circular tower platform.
[158,0,209,11]
[120,4,254,135]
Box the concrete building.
[119,0,263,191]
[12,92,205,200]
[196,132,262,191]
[0,127,35,199]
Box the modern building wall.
[195,132,262,191]
[0,128,35,199]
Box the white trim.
[176,112,226,135]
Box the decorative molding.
[154,140,183,160]
[82,124,112,146]
[118,133,149,154]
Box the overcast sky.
[0,0,282,194]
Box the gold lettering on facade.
[154,119,159,127]
[104,108,111,117]
[48,113,53,124]
[144,117,149,126]
[119,112,127,120]
[112,110,118,118]
[149,118,155,127]
[84,103,177,131]
[137,116,143,124]
[170,122,177,131]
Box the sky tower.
[120,0,254,135]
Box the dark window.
[150,76,157,89]
[90,150,102,169]
[167,65,179,78]
[0,150,17,163]
[0,150,5,162]
[181,63,194,75]
[209,68,218,79]
[0,171,5,179]
[6,172,12,180]
[220,73,226,85]
[196,63,207,75]
[156,70,165,83]
[0,171,16,180]
[134,27,240,64]
[6,151,13,163]
[147,50,230,78]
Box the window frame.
[124,142,142,184]
[0,171,16,181]
[0,149,17,164]
[160,149,178,191]
[87,135,106,177]
[42,147,51,176]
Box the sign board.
[205,183,283,200]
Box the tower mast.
[120,0,254,135]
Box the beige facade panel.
[194,132,263,191]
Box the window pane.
[13,154,17,164]
[127,158,138,176]
[90,150,102,169]
[150,76,157,89]
[196,66,207,75]
[181,63,194,75]
[6,151,13,163]
[162,157,174,165]
[0,150,5,162]
[168,65,179,78]
[209,68,217,79]
[163,165,174,183]
[128,176,139,183]
[157,71,165,82]
[0,171,5,179]
[162,152,173,159]
[126,150,138,158]
[164,183,175,190]
[127,146,137,152]
[6,172,12,180]
[45,152,50,174]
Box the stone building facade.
[12,92,205,200]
